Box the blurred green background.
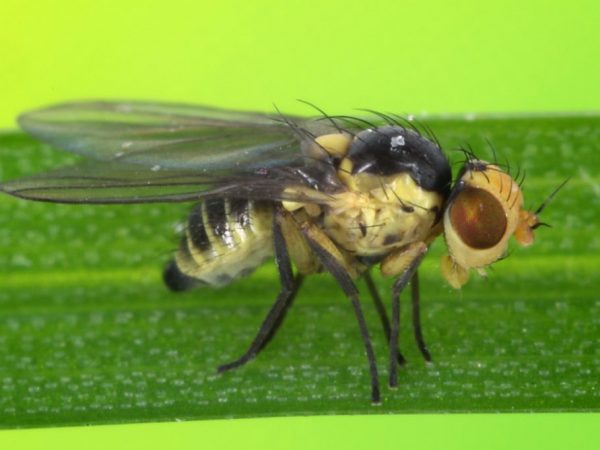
[1,0,598,127]
[1,0,599,448]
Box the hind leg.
[218,209,300,373]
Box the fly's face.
[441,160,541,288]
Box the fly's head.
[441,158,560,288]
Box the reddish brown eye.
[449,188,507,249]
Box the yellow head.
[441,160,543,288]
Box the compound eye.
[449,187,507,249]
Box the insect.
[0,101,564,404]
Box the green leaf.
[0,115,598,428]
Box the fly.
[0,101,564,404]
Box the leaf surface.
[0,115,598,428]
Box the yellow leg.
[277,211,321,275]
[300,221,363,279]
[380,241,428,277]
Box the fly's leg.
[258,274,304,352]
[363,271,406,366]
[389,255,426,387]
[302,223,380,404]
[410,271,431,362]
[217,210,300,374]
[381,242,427,388]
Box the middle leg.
[301,222,380,404]
[364,271,406,365]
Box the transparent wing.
[0,159,338,204]
[17,100,306,170]
[3,100,343,204]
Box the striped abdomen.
[164,199,274,290]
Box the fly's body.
[0,101,563,404]
[168,126,449,289]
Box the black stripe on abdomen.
[206,198,236,248]
[229,198,251,229]
[188,204,211,251]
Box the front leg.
[381,242,428,388]
[410,271,431,362]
